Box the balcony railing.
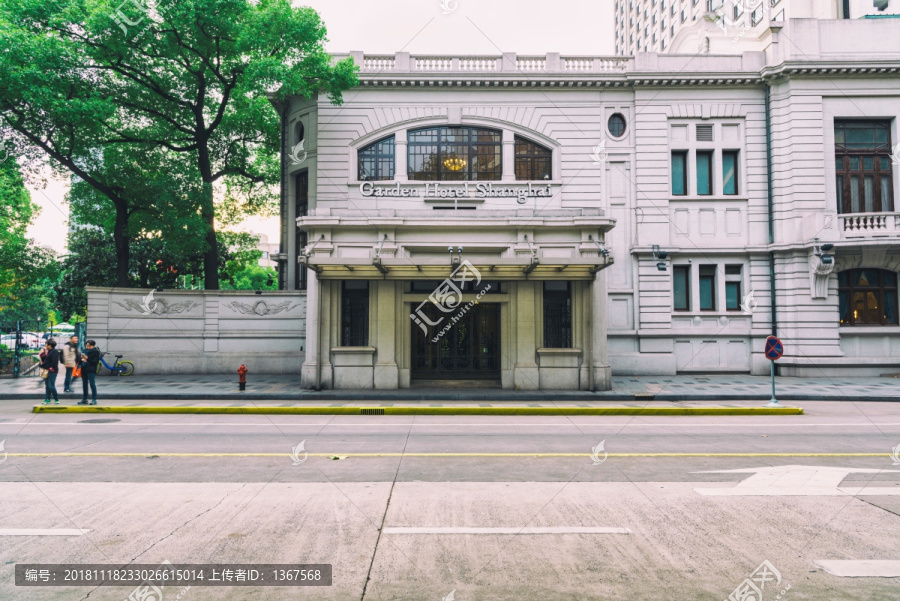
[839,212,900,237]
[350,52,631,75]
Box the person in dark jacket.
[40,339,61,405]
[79,340,101,405]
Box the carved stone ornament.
[809,254,835,300]
[114,290,200,316]
[223,300,300,316]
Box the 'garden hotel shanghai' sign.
[360,181,553,203]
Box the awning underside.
[299,256,611,280]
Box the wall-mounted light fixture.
[815,242,835,266]
[652,245,669,271]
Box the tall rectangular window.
[341,281,369,346]
[696,150,713,195]
[722,151,739,195]
[295,172,308,291]
[725,265,742,311]
[834,120,893,214]
[673,265,691,311]
[672,151,688,196]
[543,281,572,348]
[699,265,716,310]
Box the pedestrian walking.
[39,339,61,405]
[60,335,81,393]
[79,340,101,406]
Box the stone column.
[513,281,540,390]
[502,129,515,181]
[373,280,399,388]
[301,270,320,388]
[591,271,612,391]
[394,130,408,182]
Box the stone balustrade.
[349,52,631,74]
[840,212,900,238]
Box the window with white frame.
[669,122,744,198]
[672,263,747,313]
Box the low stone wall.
[86,287,306,375]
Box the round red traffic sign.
[764,336,783,361]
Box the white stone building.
[269,16,900,389]
[616,0,900,55]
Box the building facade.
[615,0,899,55]
[274,17,900,389]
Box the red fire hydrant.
[238,364,248,391]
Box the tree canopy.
[0,0,357,289]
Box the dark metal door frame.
[411,303,500,381]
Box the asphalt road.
[1,399,899,600]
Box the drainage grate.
[634,394,655,401]
[360,408,385,415]
[78,419,122,424]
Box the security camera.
[657,250,668,260]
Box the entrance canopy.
[297,208,616,281]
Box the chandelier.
[442,156,467,171]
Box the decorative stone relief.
[114,290,200,315]
[223,300,300,316]
[809,254,835,300]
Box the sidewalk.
[1,374,899,402]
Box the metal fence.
[0,321,87,379]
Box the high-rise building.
[615,0,900,55]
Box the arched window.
[514,136,552,180]
[358,136,395,181]
[839,269,898,325]
[408,127,502,181]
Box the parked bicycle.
[97,352,135,376]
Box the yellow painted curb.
[31,405,804,416]
[6,452,884,458]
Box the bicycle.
[97,352,135,376]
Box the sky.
[25,0,616,254]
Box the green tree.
[0,0,357,289]
[0,159,57,326]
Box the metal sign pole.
[767,360,779,407]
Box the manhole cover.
[77,419,121,424]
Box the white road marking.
[695,465,900,496]
[383,527,631,534]
[0,529,90,536]
[6,422,900,428]
[814,560,900,577]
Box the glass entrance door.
[411,303,500,381]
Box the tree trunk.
[201,181,219,290]
[113,201,130,287]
